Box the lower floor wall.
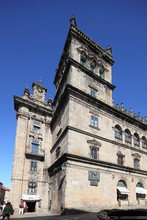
[10,179,49,214]
[10,159,147,215]
[49,159,147,214]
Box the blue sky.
[0,0,147,188]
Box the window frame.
[90,146,98,160]
[33,125,40,133]
[134,158,140,169]
[32,140,39,155]
[80,51,87,66]
[117,153,124,166]
[134,133,140,147]
[136,182,146,199]
[90,89,96,98]
[90,115,98,128]
[114,125,122,140]
[117,180,128,201]
[30,161,37,173]
[99,68,104,79]
[141,136,147,149]
[28,181,37,194]
[90,58,96,73]
[125,129,131,143]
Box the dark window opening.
[90,147,98,160]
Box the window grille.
[28,181,37,194]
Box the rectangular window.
[33,125,40,132]
[33,121,41,133]
[134,158,140,169]
[28,182,37,194]
[30,161,37,172]
[32,143,39,154]
[90,89,96,98]
[90,147,98,160]
[117,155,124,166]
[90,115,98,128]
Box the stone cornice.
[69,57,116,90]
[51,84,147,130]
[14,96,53,116]
[50,125,147,156]
[53,57,116,106]
[48,153,147,177]
[70,86,147,129]
[70,26,114,64]
[54,26,114,86]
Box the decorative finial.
[48,98,52,106]
[121,102,124,109]
[70,15,77,27]
[130,107,133,114]
[38,77,42,85]
[23,86,30,96]
[106,45,112,54]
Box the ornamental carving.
[132,153,141,159]
[87,139,101,147]
[77,46,107,66]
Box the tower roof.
[54,16,114,85]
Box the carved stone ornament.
[87,139,101,147]
[131,153,141,159]
[37,85,43,93]
[70,15,77,27]
[88,170,100,186]
[117,151,125,157]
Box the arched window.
[117,180,130,201]
[136,182,146,199]
[90,58,96,72]
[99,68,104,79]
[115,125,122,140]
[80,51,87,66]
[134,133,140,147]
[117,180,126,187]
[125,129,131,143]
[141,136,147,149]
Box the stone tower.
[48,16,147,214]
[11,81,52,212]
[12,17,147,214]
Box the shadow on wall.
[61,208,91,215]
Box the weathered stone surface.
[11,17,147,215]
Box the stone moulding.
[51,83,147,130]
[48,152,147,177]
[14,96,53,116]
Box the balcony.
[25,146,45,161]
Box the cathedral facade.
[11,17,147,214]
